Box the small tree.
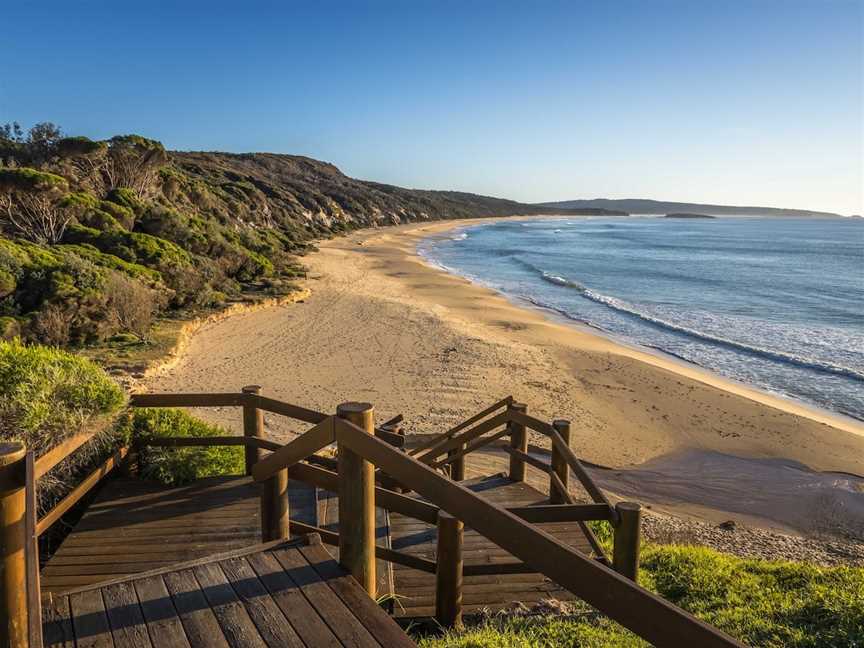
[0,167,72,243]
[102,135,168,197]
[105,272,155,340]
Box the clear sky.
[3,0,862,214]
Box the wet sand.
[143,217,864,534]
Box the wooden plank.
[42,596,75,648]
[34,429,98,479]
[252,417,335,482]
[69,588,114,648]
[336,418,745,648]
[37,447,129,536]
[431,425,512,469]
[417,411,510,463]
[219,556,304,648]
[163,569,231,648]
[507,503,614,523]
[136,436,255,448]
[192,562,268,648]
[24,452,43,648]
[246,551,342,648]
[246,394,328,424]
[130,393,247,408]
[409,396,512,457]
[127,576,189,648]
[373,427,405,448]
[300,542,416,648]
[462,562,533,576]
[100,581,153,648]
[271,546,380,648]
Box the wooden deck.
[41,476,317,594]
[43,535,416,648]
[390,474,590,617]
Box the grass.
[418,542,864,648]
[116,407,244,485]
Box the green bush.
[117,408,244,485]
[0,339,124,454]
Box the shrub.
[0,339,123,453]
[116,408,243,485]
[104,272,154,340]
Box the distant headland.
[536,198,843,218]
[665,213,716,219]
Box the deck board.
[41,476,316,594]
[45,537,416,648]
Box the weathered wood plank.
[163,569,231,648]
[192,562,268,648]
[300,542,416,648]
[219,556,304,648]
[100,581,153,648]
[246,551,342,648]
[69,588,114,648]
[42,596,75,648]
[133,575,191,648]
[252,417,335,482]
[271,546,380,648]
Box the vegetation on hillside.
[0,120,609,349]
[421,544,864,648]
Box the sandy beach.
[142,217,864,536]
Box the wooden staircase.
[43,535,415,648]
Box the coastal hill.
[0,123,621,349]
[537,198,843,218]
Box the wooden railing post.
[447,444,465,481]
[613,501,642,582]
[507,402,528,482]
[242,385,264,476]
[260,469,290,542]
[435,511,463,628]
[336,402,376,597]
[549,419,571,503]
[0,442,26,648]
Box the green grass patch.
[419,544,864,648]
[117,408,243,485]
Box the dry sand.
[142,217,864,535]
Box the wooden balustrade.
[549,419,571,504]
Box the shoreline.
[407,216,864,438]
[142,214,864,536]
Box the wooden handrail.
[136,435,281,451]
[245,394,328,425]
[417,410,510,463]
[252,416,336,482]
[508,503,614,523]
[431,424,512,468]
[408,395,513,457]
[499,445,553,474]
[129,392,248,408]
[333,417,744,648]
[36,446,129,536]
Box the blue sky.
[3,1,862,214]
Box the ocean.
[418,217,864,420]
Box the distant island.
[536,198,842,218]
[665,213,716,219]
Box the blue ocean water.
[418,217,864,419]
